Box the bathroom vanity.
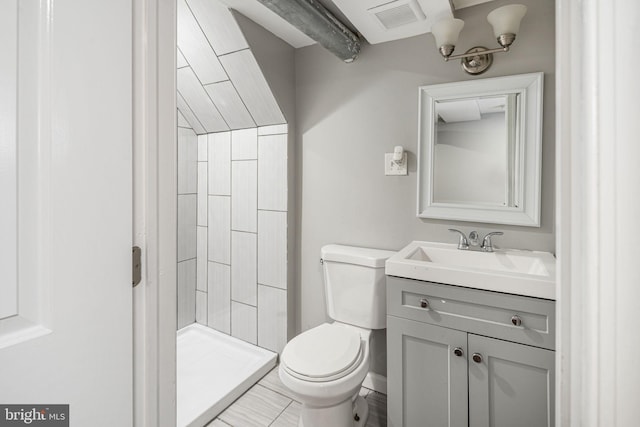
[386,241,556,427]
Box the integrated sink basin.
[407,245,550,276]
[386,241,556,300]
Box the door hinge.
[132,246,142,287]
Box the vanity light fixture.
[431,4,527,75]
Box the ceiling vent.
[368,0,426,30]
[332,0,452,45]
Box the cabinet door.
[387,316,468,427]
[468,335,555,427]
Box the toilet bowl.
[278,244,395,427]
[279,323,371,427]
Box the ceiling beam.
[256,0,361,62]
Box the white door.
[0,1,133,426]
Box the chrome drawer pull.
[419,298,429,309]
[511,315,522,326]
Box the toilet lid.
[281,323,363,380]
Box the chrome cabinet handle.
[453,347,464,357]
[472,353,483,363]
[511,315,522,326]
[419,298,429,309]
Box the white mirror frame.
[417,72,543,227]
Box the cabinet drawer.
[387,276,556,350]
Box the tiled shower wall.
[178,127,198,330]
[178,124,289,354]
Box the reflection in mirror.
[432,94,517,207]
[418,73,543,227]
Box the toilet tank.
[321,244,396,329]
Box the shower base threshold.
[177,323,277,427]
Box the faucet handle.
[448,229,469,250]
[481,231,504,252]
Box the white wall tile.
[231,128,258,160]
[185,0,249,56]
[258,134,287,211]
[231,301,257,345]
[178,259,197,329]
[177,109,190,128]
[178,194,197,262]
[258,211,287,289]
[197,162,207,226]
[208,132,231,195]
[177,47,189,68]
[177,0,227,84]
[208,196,230,264]
[197,134,208,161]
[231,231,257,305]
[196,290,207,324]
[177,67,228,133]
[208,262,231,334]
[258,285,287,353]
[205,81,256,130]
[258,124,288,136]
[219,50,286,126]
[177,91,206,134]
[196,226,207,291]
[178,127,197,194]
[232,160,257,232]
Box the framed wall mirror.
[417,72,543,226]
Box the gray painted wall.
[295,0,555,376]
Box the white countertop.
[385,241,556,300]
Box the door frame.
[133,0,177,426]
[133,0,640,425]
[556,0,640,425]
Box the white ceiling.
[218,0,495,48]
[451,0,495,9]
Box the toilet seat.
[281,323,364,382]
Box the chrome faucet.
[449,229,504,252]
[468,231,480,247]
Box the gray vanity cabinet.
[387,315,468,427]
[467,334,554,427]
[387,276,555,427]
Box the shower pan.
[177,324,276,426]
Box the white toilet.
[279,244,395,427]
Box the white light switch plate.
[385,153,408,176]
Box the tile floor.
[206,367,387,427]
